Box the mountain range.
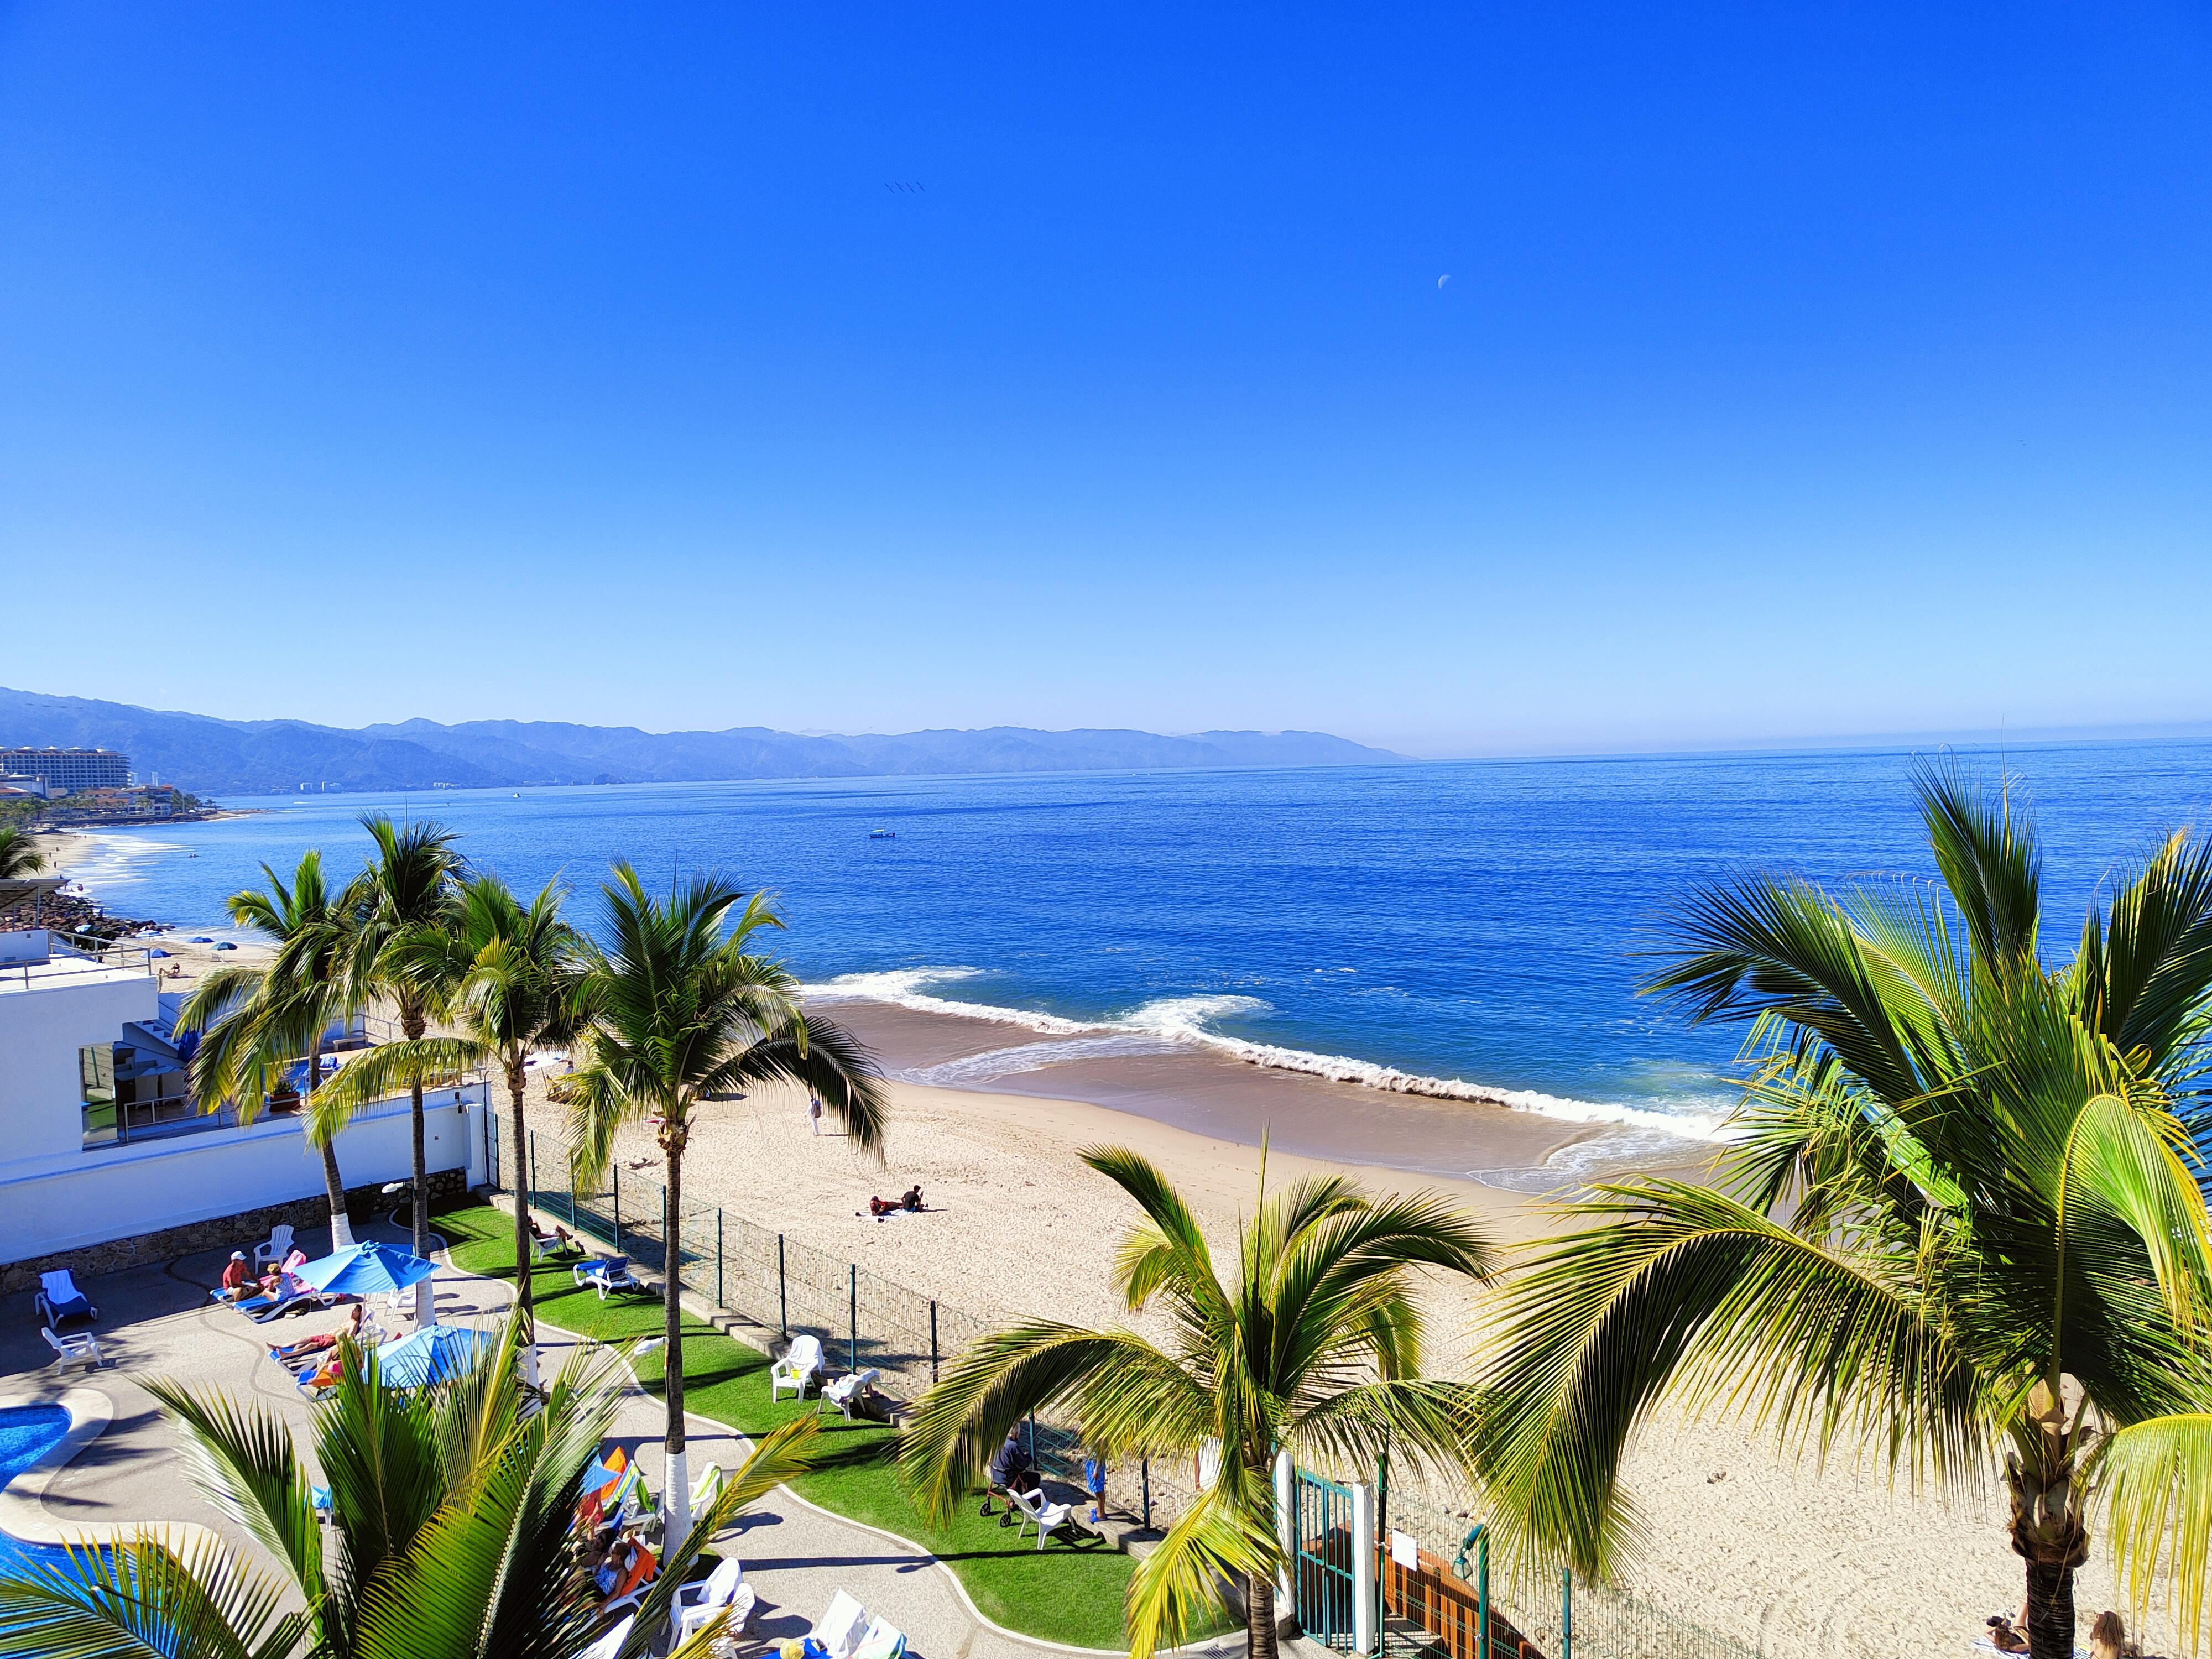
[0,686,1406,796]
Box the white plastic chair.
[808,1589,869,1659]
[674,1554,752,1645]
[852,1614,908,1659]
[771,1334,824,1401]
[687,1462,724,1512]
[1007,1485,1074,1551]
[253,1223,295,1270]
[35,1270,97,1330]
[821,1367,880,1420]
[41,1326,102,1370]
[578,1614,633,1659]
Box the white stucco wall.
[0,960,160,1168]
[0,1085,490,1264]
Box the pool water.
[0,1402,80,1581]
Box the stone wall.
[1,1167,472,1292]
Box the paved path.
[3,1211,1224,1659]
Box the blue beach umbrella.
[375,1324,493,1389]
[293,1242,436,1298]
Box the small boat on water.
[868,829,896,839]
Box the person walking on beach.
[808,1095,823,1135]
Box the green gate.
[1293,1468,1357,1650]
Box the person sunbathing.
[901,1186,924,1211]
[270,1305,365,1365]
[588,1532,656,1601]
[1987,1614,2030,1653]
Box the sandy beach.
[37,838,2187,1659]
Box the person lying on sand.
[1987,1614,2030,1652]
[863,1188,928,1218]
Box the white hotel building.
[0,928,488,1285]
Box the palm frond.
[2092,1410,2212,1652]
[0,1531,305,1659]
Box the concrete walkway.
[2,1211,1244,1659]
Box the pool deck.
[1,1213,1244,1657]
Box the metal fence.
[487,1117,1759,1659]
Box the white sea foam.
[55,831,184,891]
[805,968,1726,1142]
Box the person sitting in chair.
[979,1427,1040,1524]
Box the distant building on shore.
[0,747,131,796]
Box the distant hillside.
[0,687,1406,796]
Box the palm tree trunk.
[404,1001,432,1323]
[2008,1427,2088,1659]
[661,1130,691,1557]
[2023,1562,2078,1659]
[1247,1571,1279,1659]
[306,1030,354,1250]
[507,1057,535,1386]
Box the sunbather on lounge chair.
[270,1306,365,1365]
[591,1535,656,1604]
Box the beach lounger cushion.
[36,1271,97,1329]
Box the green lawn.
[437,1201,1137,1650]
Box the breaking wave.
[802,967,1724,1141]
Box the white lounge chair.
[35,1270,97,1330]
[573,1256,641,1300]
[687,1462,724,1511]
[821,1367,880,1421]
[674,1553,753,1645]
[1007,1484,1075,1550]
[808,1589,869,1659]
[771,1333,825,1401]
[852,1614,908,1659]
[41,1326,102,1370]
[578,1613,633,1659]
[252,1223,295,1271]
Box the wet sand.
[818,997,1717,1192]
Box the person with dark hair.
[980,1426,1038,1523]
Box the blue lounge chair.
[573,1256,642,1300]
[36,1271,97,1330]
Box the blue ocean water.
[62,740,2212,1138]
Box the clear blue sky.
[3,4,2207,757]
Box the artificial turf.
[436,1201,1138,1650]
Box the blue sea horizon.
[59,737,2212,1146]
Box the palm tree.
[317,873,585,1377]
[1473,761,2212,1659]
[0,1312,820,1659]
[901,1145,1498,1659]
[566,862,888,1556]
[345,814,466,1318]
[175,851,361,1250]
[0,825,44,880]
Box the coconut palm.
[901,1145,1498,1659]
[0,1311,820,1659]
[565,862,888,1556]
[345,814,466,1317]
[176,850,361,1250]
[1473,761,2212,1659]
[317,873,585,1376]
[0,825,44,880]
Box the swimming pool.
[0,1402,80,1580]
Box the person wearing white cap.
[219,1251,253,1300]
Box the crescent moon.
[1437,274,1451,288]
